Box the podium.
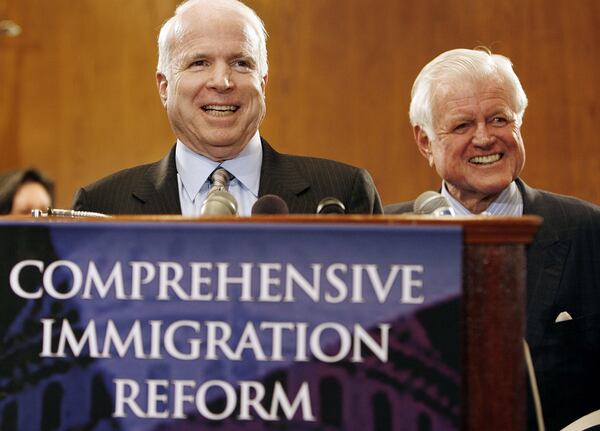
[0,215,540,431]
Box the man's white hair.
[409,48,528,139]
[157,0,268,78]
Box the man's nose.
[207,65,233,92]
[472,122,495,146]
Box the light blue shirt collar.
[175,132,263,215]
[176,132,262,197]
[219,132,262,197]
[441,180,523,216]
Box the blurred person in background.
[0,168,54,215]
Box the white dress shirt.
[175,131,263,216]
[441,180,523,216]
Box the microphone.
[31,208,111,218]
[413,191,455,216]
[251,195,289,215]
[199,190,238,216]
[316,197,346,214]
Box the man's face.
[417,77,526,210]
[157,7,267,161]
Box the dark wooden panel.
[0,0,22,170]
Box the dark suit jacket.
[73,138,382,214]
[385,178,600,431]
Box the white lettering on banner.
[216,262,253,301]
[157,262,185,300]
[113,379,315,421]
[82,261,125,299]
[323,263,347,303]
[9,259,44,299]
[258,263,282,302]
[129,261,154,299]
[3,231,451,427]
[401,265,425,303]
[9,260,426,304]
[189,262,213,300]
[39,319,389,363]
[44,260,83,299]
[285,264,322,302]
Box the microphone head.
[413,191,455,216]
[251,194,289,215]
[199,190,238,216]
[316,197,346,214]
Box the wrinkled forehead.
[432,73,516,117]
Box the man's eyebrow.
[174,52,205,67]
[488,108,514,118]
[445,113,474,124]
[184,52,209,61]
[230,51,255,60]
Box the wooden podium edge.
[3,214,542,245]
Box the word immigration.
[40,319,391,363]
[10,259,426,304]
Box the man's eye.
[491,116,508,126]
[190,60,209,68]
[453,123,469,133]
[233,59,253,70]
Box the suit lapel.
[124,139,310,215]
[258,138,309,206]
[127,140,314,214]
[132,145,182,214]
[517,179,570,349]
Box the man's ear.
[414,125,434,167]
[156,72,168,107]
[261,73,268,95]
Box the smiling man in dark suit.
[73,0,381,216]
[385,48,600,430]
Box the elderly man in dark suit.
[385,48,600,430]
[73,0,381,215]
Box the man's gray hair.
[409,48,528,139]
[157,0,268,77]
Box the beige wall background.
[1,0,599,208]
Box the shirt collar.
[220,131,262,197]
[175,131,263,199]
[441,180,523,216]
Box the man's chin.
[190,140,245,162]
[469,183,511,201]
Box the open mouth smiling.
[201,105,240,116]
[469,153,502,165]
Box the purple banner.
[0,220,462,431]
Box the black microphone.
[31,208,111,218]
[316,197,346,214]
[199,190,238,216]
[413,191,455,216]
[251,195,289,215]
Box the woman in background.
[0,168,54,215]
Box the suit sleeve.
[72,188,89,211]
[347,168,383,214]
